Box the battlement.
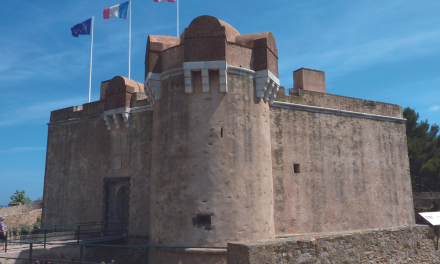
[49,93,149,124]
[144,15,279,106]
[50,101,105,123]
[273,87,403,120]
[50,76,150,128]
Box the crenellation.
[50,101,105,123]
[184,69,192,93]
[182,61,228,94]
[282,88,402,118]
[219,68,227,92]
[201,69,209,92]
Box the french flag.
[103,1,129,19]
[154,0,176,2]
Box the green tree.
[404,107,440,192]
[10,190,32,204]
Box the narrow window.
[221,128,223,138]
[193,214,212,229]
[294,164,300,173]
[211,30,213,35]
[197,30,199,36]
[196,215,211,226]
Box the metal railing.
[5,222,126,250]
[0,240,227,264]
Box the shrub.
[415,205,436,212]
[34,217,42,227]
[10,190,31,204]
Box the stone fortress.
[42,15,421,263]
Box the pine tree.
[404,108,440,192]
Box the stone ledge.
[272,101,406,123]
[227,225,439,264]
[151,247,227,255]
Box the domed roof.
[106,76,144,95]
[219,20,240,42]
[179,16,240,44]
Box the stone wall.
[4,209,42,228]
[227,225,440,264]
[42,97,153,238]
[0,203,42,228]
[149,70,275,247]
[0,202,42,216]
[270,88,414,235]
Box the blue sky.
[0,0,439,206]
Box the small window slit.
[294,164,300,173]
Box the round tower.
[145,15,279,247]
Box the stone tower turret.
[145,15,279,247]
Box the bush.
[34,217,42,227]
[11,227,21,236]
[415,205,435,212]
[10,190,31,204]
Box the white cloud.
[428,106,440,112]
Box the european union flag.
[71,18,92,37]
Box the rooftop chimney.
[293,68,326,93]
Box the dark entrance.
[103,177,129,234]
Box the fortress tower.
[42,14,415,264]
[146,15,278,246]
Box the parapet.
[143,15,280,106]
[275,87,403,120]
[50,76,149,125]
[50,101,105,123]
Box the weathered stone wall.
[161,45,184,72]
[227,225,440,264]
[270,89,414,235]
[284,88,402,118]
[4,209,42,228]
[42,98,153,238]
[149,248,226,264]
[0,202,42,216]
[226,43,253,69]
[0,203,42,228]
[149,72,275,247]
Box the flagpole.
[177,0,179,37]
[88,16,94,103]
[128,0,132,79]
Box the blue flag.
[71,19,92,37]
